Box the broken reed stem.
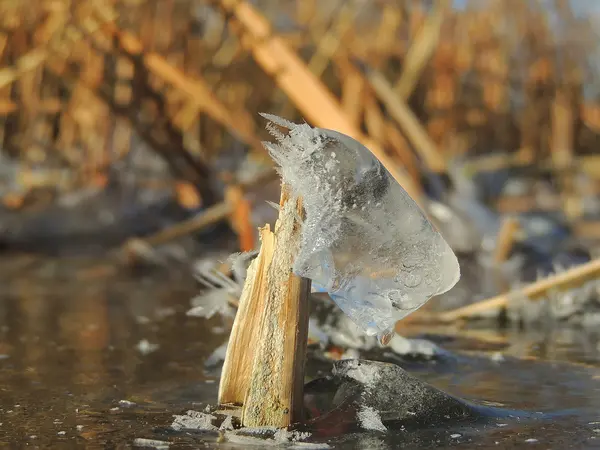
[363,66,446,173]
[218,224,275,406]
[218,183,311,428]
[394,0,450,99]
[123,168,277,249]
[438,257,600,322]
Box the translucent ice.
[261,114,460,340]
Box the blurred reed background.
[0,0,599,256]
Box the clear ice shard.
[261,114,460,339]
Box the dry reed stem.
[493,216,520,264]
[340,69,364,127]
[438,258,600,322]
[1,0,599,230]
[307,0,361,78]
[394,0,450,99]
[219,184,310,428]
[125,168,277,249]
[100,22,262,150]
[218,224,274,406]
[242,186,310,427]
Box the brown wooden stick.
[493,216,520,264]
[362,66,446,173]
[438,258,600,322]
[218,223,275,406]
[219,184,310,428]
[242,186,310,427]
[307,1,359,78]
[122,168,277,249]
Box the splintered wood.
[218,185,310,427]
[218,224,274,406]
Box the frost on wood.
[260,114,460,339]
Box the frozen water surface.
[261,114,460,340]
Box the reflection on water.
[0,256,600,448]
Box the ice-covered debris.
[204,341,228,367]
[171,410,218,431]
[119,399,136,407]
[136,339,159,355]
[324,314,377,351]
[188,288,236,319]
[340,348,361,360]
[446,159,500,251]
[261,114,460,340]
[273,428,311,443]
[490,352,505,363]
[332,358,382,388]
[308,318,330,346]
[357,405,387,432]
[388,334,441,358]
[133,438,170,449]
[583,312,600,329]
[219,415,235,431]
[503,269,600,324]
[224,427,279,446]
[189,259,241,318]
[426,199,483,253]
[225,427,319,447]
[289,444,331,449]
[227,250,260,284]
[224,431,279,446]
[329,359,478,426]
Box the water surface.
[1,256,599,448]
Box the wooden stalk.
[394,0,450,99]
[493,216,520,264]
[364,67,446,173]
[438,258,600,322]
[218,223,275,406]
[219,184,311,428]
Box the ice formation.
[171,410,218,431]
[357,405,387,432]
[261,114,460,341]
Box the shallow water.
[1,256,600,448]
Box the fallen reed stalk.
[438,257,600,322]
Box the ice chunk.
[357,405,387,432]
[132,438,170,449]
[171,410,218,431]
[261,114,460,339]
